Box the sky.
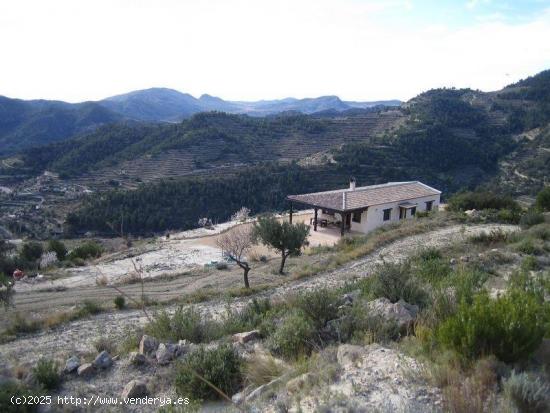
[1,0,550,103]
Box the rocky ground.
[0,223,519,412]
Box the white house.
[287,179,441,236]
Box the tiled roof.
[287,181,440,212]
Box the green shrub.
[114,295,125,310]
[146,307,222,343]
[221,298,272,334]
[369,262,427,307]
[47,240,67,261]
[497,208,521,224]
[520,210,545,228]
[514,238,539,255]
[93,336,117,354]
[535,186,550,211]
[413,251,452,285]
[76,300,103,318]
[20,242,43,263]
[503,370,550,413]
[521,256,538,271]
[437,290,546,362]
[336,303,400,344]
[0,381,38,412]
[175,344,242,401]
[267,310,315,359]
[291,288,341,329]
[447,191,520,212]
[32,359,60,390]
[68,241,103,261]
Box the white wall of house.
[350,194,440,234]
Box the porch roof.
[287,181,440,212]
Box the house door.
[345,213,351,228]
[399,208,405,219]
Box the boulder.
[64,356,80,374]
[139,335,159,355]
[232,330,260,344]
[77,363,94,377]
[366,298,418,330]
[460,255,470,262]
[93,351,113,369]
[342,290,361,305]
[121,379,148,399]
[156,343,178,365]
[129,352,146,366]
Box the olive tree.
[253,216,310,275]
[216,225,253,288]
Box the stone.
[77,363,94,377]
[366,298,418,331]
[232,330,260,344]
[93,351,113,369]
[156,343,178,365]
[460,255,470,262]
[139,335,159,355]
[121,380,148,399]
[449,258,457,265]
[64,356,80,373]
[343,290,361,304]
[129,352,146,366]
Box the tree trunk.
[243,266,250,289]
[279,251,287,275]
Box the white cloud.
[0,0,548,102]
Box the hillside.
[0,97,122,156]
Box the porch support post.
[340,213,345,236]
[313,208,318,231]
[289,202,293,224]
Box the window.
[352,211,361,223]
[411,207,416,216]
[383,208,392,221]
[322,209,334,216]
[425,201,433,211]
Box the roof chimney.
[349,177,356,191]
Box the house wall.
[350,194,440,234]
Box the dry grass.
[244,354,289,387]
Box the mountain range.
[0,88,400,155]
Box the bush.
[76,300,103,317]
[520,210,545,228]
[514,238,539,255]
[222,298,272,334]
[503,370,550,413]
[291,288,341,329]
[114,295,125,310]
[146,307,221,343]
[68,241,103,261]
[47,240,67,261]
[469,229,509,245]
[0,381,38,412]
[413,250,452,285]
[267,310,315,359]
[336,303,400,344]
[521,256,538,271]
[32,359,60,390]
[535,186,550,211]
[175,344,242,401]
[437,290,546,362]
[93,336,117,354]
[368,262,427,307]
[448,191,520,212]
[20,242,43,263]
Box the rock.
[460,255,470,262]
[93,351,113,369]
[77,363,94,377]
[464,209,478,217]
[232,330,260,344]
[139,335,159,355]
[156,343,178,365]
[286,372,315,394]
[129,352,146,366]
[121,379,148,399]
[177,340,192,356]
[231,391,245,404]
[366,298,418,330]
[64,356,80,373]
[449,258,457,265]
[343,290,361,304]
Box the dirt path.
[0,223,517,367]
